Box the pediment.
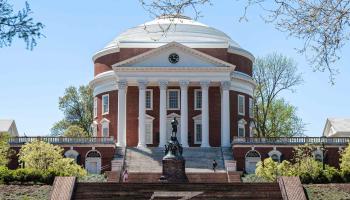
[112,42,235,68]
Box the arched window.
[245,150,261,174]
[268,149,282,163]
[100,118,110,137]
[85,150,102,174]
[64,150,79,163]
[238,119,247,137]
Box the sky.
[0,0,349,137]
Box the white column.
[179,80,189,147]
[200,80,210,147]
[158,80,168,147]
[221,81,231,147]
[137,80,148,148]
[117,80,127,147]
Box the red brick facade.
[94,48,253,77]
[93,87,253,147]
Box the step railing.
[232,136,350,145]
[9,136,115,145]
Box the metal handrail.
[9,136,115,145]
[232,136,350,145]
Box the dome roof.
[93,15,254,61]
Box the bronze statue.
[171,117,178,137]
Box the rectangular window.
[145,89,153,110]
[238,126,245,137]
[194,89,202,110]
[102,123,109,137]
[194,122,202,144]
[167,89,180,110]
[249,98,253,118]
[102,94,109,115]
[145,121,153,144]
[238,95,245,115]
[93,98,97,118]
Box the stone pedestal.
[160,136,188,183]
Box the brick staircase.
[72,182,283,200]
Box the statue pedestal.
[162,158,187,183]
[159,136,188,183]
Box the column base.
[137,143,147,148]
[116,142,125,147]
[200,143,211,148]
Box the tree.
[0,0,44,49]
[18,140,86,177]
[18,140,63,170]
[255,98,305,137]
[0,132,12,166]
[64,125,89,137]
[51,85,93,136]
[253,53,303,137]
[139,0,349,83]
[340,143,350,181]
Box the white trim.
[238,119,247,138]
[249,98,253,118]
[112,42,236,68]
[93,97,98,118]
[102,94,109,115]
[238,95,245,116]
[268,150,282,163]
[101,118,110,137]
[145,114,155,145]
[145,89,153,110]
[167,89,180,110]
[194,89,202,110]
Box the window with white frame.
[101,118,110,137]
[238,119,246,137]
[268,150,282,163]
[93,98,97,118]
[194,89,202,110]
[314,149,323,162]
[238,95,245,115]
[145,114,154,144]
[102,94,109,115]
[167,89,180,110]
[249,98,253,118]
[91,122,98,137]
[145,89,153,110]
[249,121,256,137]
[195,122,202,144]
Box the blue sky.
[0,0,349,136]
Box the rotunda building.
[90,16,255,148]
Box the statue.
[171,117,178,137]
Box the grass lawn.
[0,185,52,200]
[304,184,350,200]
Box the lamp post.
[321,136,326,170]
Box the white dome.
[93,16,254,61]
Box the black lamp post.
[321,136,326,170]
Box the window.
[314,149,323,162]
[238,95,245,115]
[238,119,247,137]
[194,89,202,110]
[268,150,282,163]
[101,118,110,137]
[167,89,180,110]
[91,122,98,137]
[102,94,109,115]
[249,98,253,118]
[94,98,97,118]
[249,122,255,137]
[145,114,155,144]
[145,89,153,110]
[195,122,202,144]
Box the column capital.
[117,80,127,90]
[179,80,190,89]
[137,80,149,90]
[200,80,211,89]
[158,80,169,90]
[221,81,231,90]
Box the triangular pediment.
[112,42,235,68]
